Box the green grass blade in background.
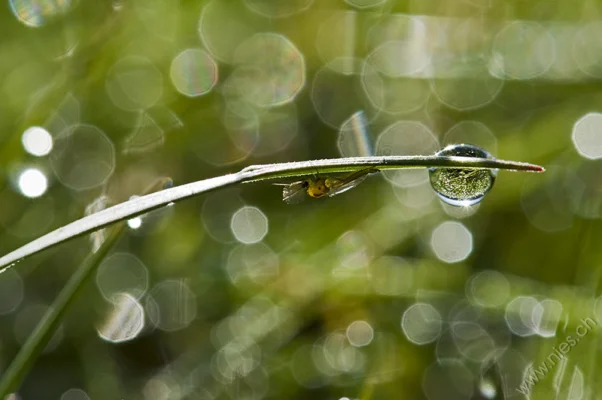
[0,223,124,397]
[0,177,173,397]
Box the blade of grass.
[0,155,544,271]
[0,178,171,397]
[0,224,124,397]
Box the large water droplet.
[429,144,497,206]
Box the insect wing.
[280,182,307,204]
[325,168,377,198]
[327,174,368,197]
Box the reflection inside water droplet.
[429,144,497,207]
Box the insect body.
[277,168,378,204]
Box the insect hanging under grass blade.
[275,168,379,204]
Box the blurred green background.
[1,0,602,399]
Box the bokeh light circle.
[226,243,279,285]
[491,21,556,80]
[443,121,498,156]
[251,104,299,156]
[198,0,257,63]
[573,22,602,78]
[468,270,511,308]
[60,388,90,400]
[231,206,269,244]
[96,252,149,301]
[127,217,142,229]
[366,40,431,78]
[572,112,602,159]
[430,73,504,111]
[361,55,431,115]
[50,124,115,191]
[504,296,538,337]
[532,298,562,338]
[430,221,473,263]
[232,33,306,107]
[401,303,443,345]
[22,126,53,156]
[479,379,497,399]
[170,48,218,97]
[346,320,374,347]
[146,280,197,332]
[97,293,145,343]
[9,0,71,28]
[106,56,163,111]
[18,168,48,198]
[375,120,438,187]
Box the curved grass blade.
[0,155,544,271]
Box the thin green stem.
[0,178,171,397]
[0,224,124,397]
[0,156,544,271]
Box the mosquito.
[275,168,379,204]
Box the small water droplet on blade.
[429,144,497,206]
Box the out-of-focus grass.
[0,1,601,399]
